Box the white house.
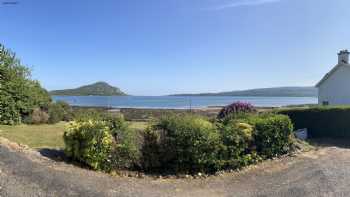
[316,50,350,105]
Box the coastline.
[71,105,288,121]
[55,96,317,109]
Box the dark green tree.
[0,44,51,125]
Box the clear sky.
[1,0,350,96]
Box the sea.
[52,96,318,109]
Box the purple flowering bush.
[217,102,256,120]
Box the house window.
[322,101,329,106]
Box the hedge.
[246,114,293,158]
[64,111,296,174]
[141,114,222,174]
[279,106,350,138]
[141,113,294,173]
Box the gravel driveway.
[0,138,350,197]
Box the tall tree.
[0,44,51,125]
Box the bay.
[52,96,318,109]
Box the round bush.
[63,120,113,170]
[64,113,139,171]
[247,114,294,158]
[56,101,73,121]
[47,101,73,124]
[29,108,49,124]
[48,103,65,124]
[219,121,257,169]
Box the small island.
[50,81,127,96]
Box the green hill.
[50,82,127,96]
[171,87,317,97]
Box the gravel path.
[0,138,350,197]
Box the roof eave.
[315,63,343,88]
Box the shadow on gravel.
[38,148,94,170]
[38,148,67,162]
[309,138,350,149]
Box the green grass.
[0,121,148,149]
[0,122,66,149]
[129,121,148,130]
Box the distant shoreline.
[53,95,318,98]
[71,105,286,111]
[169,95,318,98]
[54,95,317,109]
[71,105,224,110]
[169,86,318,97]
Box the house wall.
[319,64,350,105]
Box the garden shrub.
[48,103,66,124]
[247,114,294,158]
[103,114,129,137]
[141,113,295,174]
[47,101,73,124]
[141,114,222,173]
[218,121,260,169]
[20,101,73,125]
[279,106,350,138]
[64,111,296,174]
[27,108,49,124]
[63,120,113,171]
[64,113,140,171]
[106,114,140,170]
[56,101,73,121]
[217,102,256,121]
[140,127,162,171]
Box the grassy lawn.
[129,121,149,130]
[0,122,66,149]
[0,121,148,149]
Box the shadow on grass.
[308,138,350,149]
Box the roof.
[316,63,350,87]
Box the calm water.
[52,96,318,109]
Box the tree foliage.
[0,43,51,125]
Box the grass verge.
[0,121,148,149]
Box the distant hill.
[50,82,127,96]
[171,87,318,97]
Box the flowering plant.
[217,102,256,120]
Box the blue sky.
[1,0,350,96]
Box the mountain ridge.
[170,86,317,97]
[50,82,127,96]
